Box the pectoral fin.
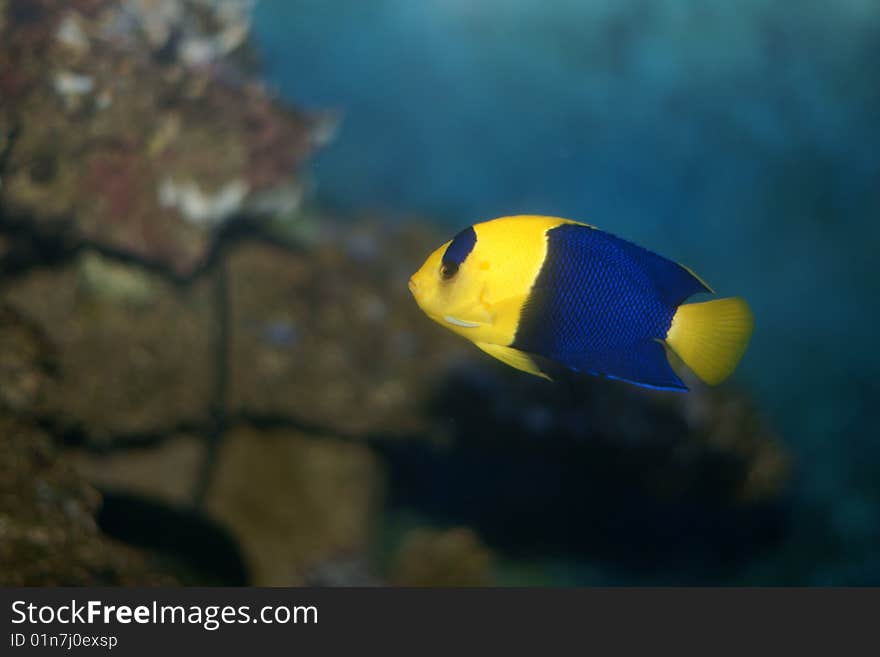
[443,315,483,328]
[474,342,552,380]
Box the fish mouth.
[408,273,484,329]
[408,276,434,317]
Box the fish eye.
[440,262,459,280]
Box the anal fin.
[474,342,552,380]
[566,339,688,391]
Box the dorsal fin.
[614,234,712,307]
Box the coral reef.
[0,0,324,276]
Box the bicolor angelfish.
[408,215,753,391]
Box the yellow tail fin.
[665,297,754,385]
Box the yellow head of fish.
[409,216,566,349]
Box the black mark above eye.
[440,262,459,280]
[441,226,476,281]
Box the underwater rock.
[158,177,249,228]
[226,226,474,437]
[68,434,206,506]
[0,0,324,276]
[678,385,789,504]
[95,488,249,585]
[204,427,381,585]
[109,0,255,69]
[425,360,789,508]
[4,252,215,441]
[303,556,384,587]
[378,359,790,578]
[0,415,178,585]
[0,304,54,414]
[0,302,176,585]
[391,527,494,587]
[55,12,90,56]
[52,70,94,100]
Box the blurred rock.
[0,304,54,413]
[0,415,179,585]
[423,361,790,508]
[68,434,206,506]
[303,556,384,587]
[204,427,381,585]
[0,0,324,276]
[0,301,176,585]
[5,252,215,441]
[678,386,790,504]
[109,0,255,69]
[95,488,248,585]
[379,362,791,576]
[391,527,493,587]
[226,224,473,437]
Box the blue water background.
[253,0,880,583]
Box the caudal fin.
[665,297,754,385]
